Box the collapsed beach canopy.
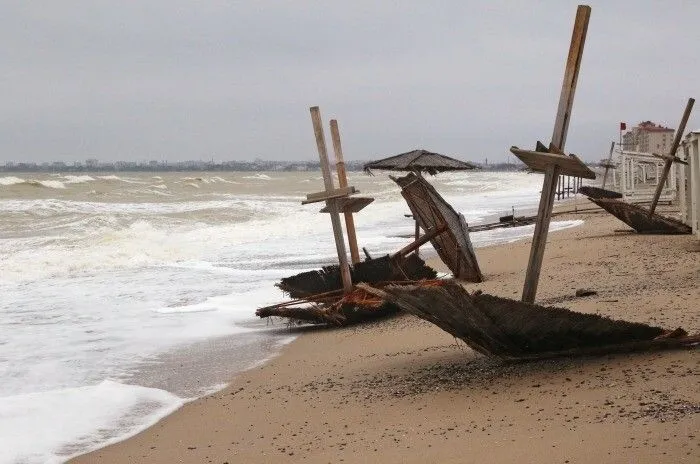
[361,281,699,361]
[585,197,691,234]
[255,254,438,326]
[391,172,483,282]
[363,149,478,176]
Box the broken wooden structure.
[304,107,374,293]
[361,281,699,361]
[510,5,596,304]
[256,256,439,326]
[580,98,695,235]
[391,172,483,282]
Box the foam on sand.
[0,380,184,464]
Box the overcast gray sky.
[1,1,698,163]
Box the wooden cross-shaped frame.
[510,5,595,304]
[304,107,373,293]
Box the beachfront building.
[622,121,675,154]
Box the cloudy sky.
[1,1,698,163]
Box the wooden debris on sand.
[586,198,691,234]
[361,281,699,361]
[257,279,445,326]
[255,254,438,326]
[391,172,483,282]
[276,254,436,299]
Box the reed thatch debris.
[256,254,438,326]
[257,280,446,326]
[277,254,436,299]
[360,281,699,361]
[363,149,478,176]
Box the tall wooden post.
[601,141,615,188]
[329,120,361,264]
[310,107,353,293]
[521,5,590,304]
[648,97,695,216]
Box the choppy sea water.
[0,170,582,463]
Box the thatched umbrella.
[363,149,478,176]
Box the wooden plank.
[521,5,591,304]
[649,97,695,215]
[651,152,688,165]
[510,147,596,179]
[319,196,374,213]
[522,164,560,303]
[391,224,448,259]
[302,186,357,204]
[551,5,590,151]
[330,119,361,264]
[602,140,615,188]
[309,106,352,294]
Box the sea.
[0,170,583,463]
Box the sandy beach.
[71,208,699,463]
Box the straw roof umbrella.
[363,149,478,176]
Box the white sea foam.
[0,381,184,464]
[0,176,26,186]
[97,175,147,184]
[0,177,66,189]
[62,175,95,184]
[242,173,273,180]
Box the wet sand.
[71,210,700,463]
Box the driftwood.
[587,198,691,234]
[360,282,698,361]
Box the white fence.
[679,131,700,239]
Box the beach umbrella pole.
[521,5,591,304]
[309,107,353,293]
[329,119,361,264]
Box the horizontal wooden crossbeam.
[651,152,688,165]
[319,196,374,213]
[510,146,596,179]
[302,186,357,204]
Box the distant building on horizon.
[622,121,674,154]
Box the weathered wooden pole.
[522,5,590,304]
[601,140,615,188]
[329,119,361,264]
[310,107,353,293]
[648,97,695,216]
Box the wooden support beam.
[392,224,448,259]
[330,119,361,264]
[521,5,590,304]
[302,186,357,204]
[649,97,695,215]
[309,106,352,294]
[602,140,615,188]
[522,164,560,303]
[551,5,591,152]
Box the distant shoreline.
[1,161,528,174]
